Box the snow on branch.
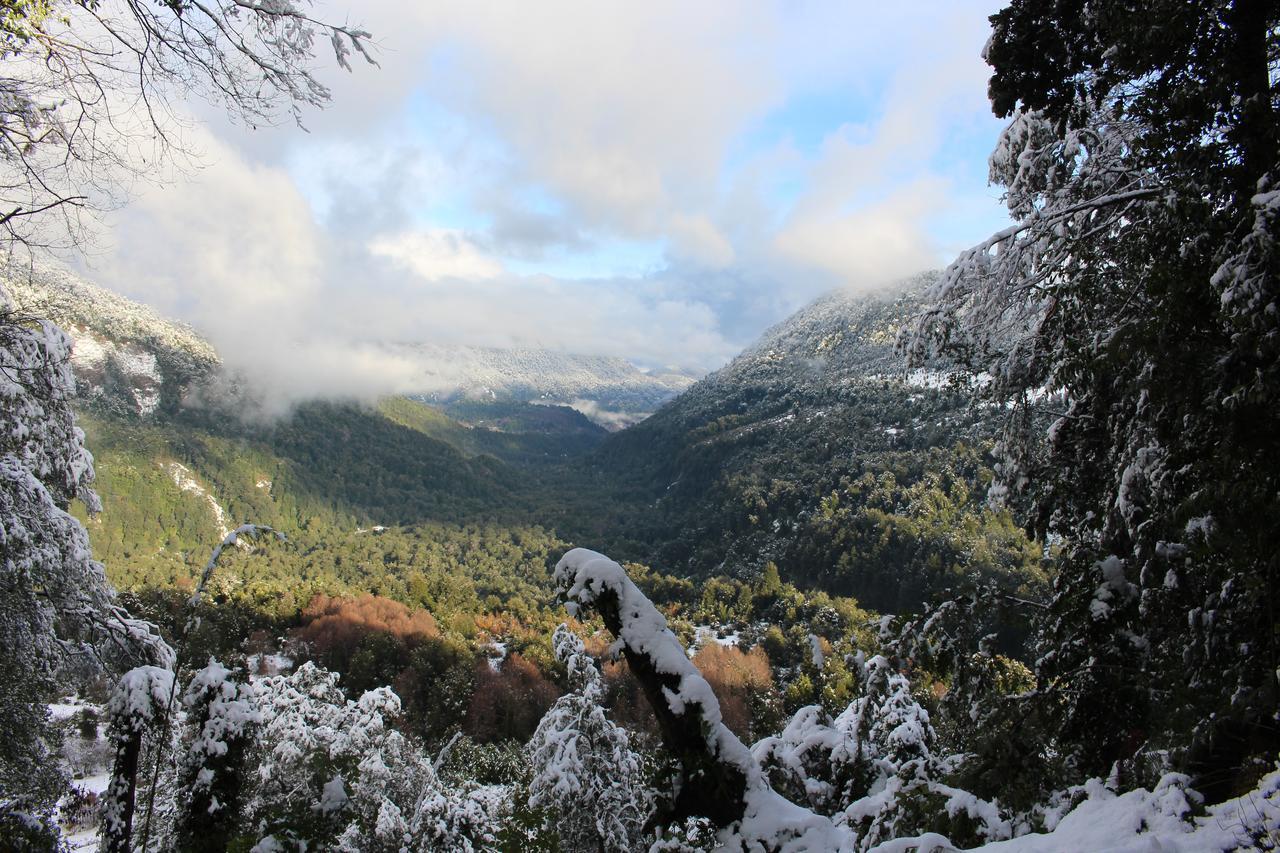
[102,665,178,852]
[901,103,1162,397]
[190,523,287,608]
[554,548,851,850]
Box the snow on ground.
[245,653,294,676]
[692,625,742,655]
[967,771,1280,853]
[51,697,111,853]
[70,772,112,797]
[64,827,99,851]
[50,701,88,722]
[486,641,509,672]
[163,460,233,539]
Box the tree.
[243,661,506,852]
[754,654,1012,850]
[0,0,375,252]
[102,665,175,853]
[906,0,1280,799]
[175,659,258,853]
[553,547,853,850]
[0,301,172,839]
[526,624,653,853]
[0,0,373,837]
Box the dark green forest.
[70,287,1048,751]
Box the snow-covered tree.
[102,665,176,853]
[884,594,1041,811]
[244,661,506,852]
[176,659,261,852]
[0,292,171,841]
[755,653,1011,850]
[526,623,653,852]
[904,0,1280,799]
[554,548,852,851]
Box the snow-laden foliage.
[102,665,177,852]
[755,653,1011,851]
[107,667,176,738]
[244,661,506,851]
[974,767,1280,852]
[526,624,653,852]
[555,548,853,851]
[0,291,171,838]
[176,659,261,851]
[906,102,1158,408]
[903,0,1280,799]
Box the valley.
[0,258,1044,819]
[4,2,1277,849]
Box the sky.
[75,0,1012,404]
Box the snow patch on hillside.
[162,461,232,538]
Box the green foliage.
[551,286,1047,618]
[0,0,55,55]
[910,0,1280,804]
[801,447,1046,613]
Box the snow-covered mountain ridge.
[0,259,694,427]
[2,257,221,417]
[398,341,695,426]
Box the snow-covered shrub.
[839,657,1011,850]
[244,661,507,851]
[755,652,1014,850]
[526,624,653,852]
[753,703,874,816]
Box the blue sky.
[83,0,1013,403]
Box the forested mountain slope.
[0,261,604,595]
[11,254,1041,623]
[3,258,220,417]
[580,274,1044,613]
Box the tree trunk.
[591,585,749,828]
[1228,0,1277,198]
[102,730,142,853]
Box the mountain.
[3,260,1040,616]
[396,342,696,428]
[0,261,602,583]
[2,257,220,417]
[573,274,1043,614]
[1,258,691,428]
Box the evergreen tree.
[0,298,171,841]
[176,659,260,852]
[526,624,653,853]
[243,661,506,852]
[102,666,176,853]
[755,653,1011,849]
[907,0,1280,798]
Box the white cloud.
[772,178,948,287]
[369,230,504,281]
[668,213,736,269]
[71,0,1012,408]
[413,0,788,237]
[80,126,737,411]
